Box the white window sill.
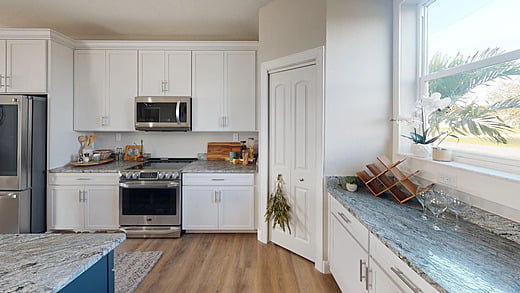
[404,155,520,184]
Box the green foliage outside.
[427,48,520,145]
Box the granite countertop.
[0,233,125,293]
[182,160,257,173]
[327,176,520,293]
[48,160,143,173]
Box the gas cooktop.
[120,158,196,181]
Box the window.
[418,0,520,164]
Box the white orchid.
[393,92,452,145]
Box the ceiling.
[0,0,271,40]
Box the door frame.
[258,46,325,272]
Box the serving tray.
[69,158,114,167]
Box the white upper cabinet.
[74,49,137,131]
[138,50,191,96]
[0,40,47,93]
[224,51,256,131]
[74,50,105,131]
[192,50,256,132]
[106,50,138,131]
[192,51,224,131]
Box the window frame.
[397,0,520,174]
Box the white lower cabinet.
[48,173,119,231]
[328,194,438,293]
[182,173,254,231]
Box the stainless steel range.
[119,158,195,238]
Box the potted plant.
[345,176,358,192]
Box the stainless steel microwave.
[135,97,191,131]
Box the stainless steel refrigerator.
[0,95,46,233]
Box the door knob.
[299,178,304,182]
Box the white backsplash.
[92,132,258,158]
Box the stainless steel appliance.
[119,158,195,238]
[0,95,46,233]
[135,96,191,131]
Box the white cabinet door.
[84,185,119,230]
[219,186,254,230]
[139,51,165,96]
[330,213,369,293]
[192,51,224,131]
[106,50,137,131]
[74,50,105,131]
[6,40,47,93]
[182,186,219,230]
[48,186,83,230]
[371,260,406,293]
[165,51,191,96]
[224,51,256,131]
[0,40,5,92]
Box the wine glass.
[447,195,471,231]
[416,190,430,220]
[425,191,448,231]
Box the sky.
[428,0,520,59]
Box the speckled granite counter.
[49,160,142,173]
[327,176,520,293]
[0,233,125,293]
[182,160,257,173]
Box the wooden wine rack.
[356,156,433,203]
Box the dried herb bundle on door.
[265,174,292,234]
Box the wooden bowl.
[94,149,113,160]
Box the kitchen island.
[0,233,125,293]
[327,176,520,293]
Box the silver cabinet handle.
[76,178,92,181]
[0,74,4,88]
[365,266,371,291]
[176,101,180,124]
[338,212,351,224]
[214,190,218,203]
[211,178,225,181]
[5,75,10,87]
[218,191,222,202]
[391,267,423,293]
[224,116,228,128]
[359,259,366,282]
[79,190,82,202]
[0,193,17,199]
[83,190,87,202]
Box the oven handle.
[119,182,179,189]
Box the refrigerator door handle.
[0,192,17,199]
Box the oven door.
[135,96,191,131]
[119,181,181,226]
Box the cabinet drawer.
[183,173,254,186]
[370,234,439,293]
[329,194,369,251]
[49,173,119,186]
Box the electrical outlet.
[233,133,239,142]
[115,133,122,142]
[437,173,457,187]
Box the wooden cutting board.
[207,142,242,161]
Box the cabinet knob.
[299,178,304,182]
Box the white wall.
[324,0,393,175]
[92,132,257,158]
[258,0,326,63]
[48,40,76,168]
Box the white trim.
[258,46,326,272]
[422,49,520,82]
[73,40,258,51]
[0,29,75,48]
[392,0,404,160]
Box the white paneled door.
[269,65,318,261]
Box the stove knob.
[172,172,180,179]
[125,173,133,179]
[164,172,172,179]
[131,172,140,179]
[158,172,165,180]
[119,172,125,179]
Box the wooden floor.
[117,233,340,293]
